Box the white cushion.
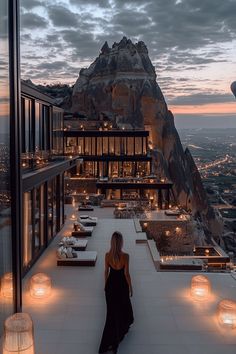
[56,247,66,259]
[66,247,73,258]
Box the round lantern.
[1,272,13,298]
[191,275,211,301]
[3,313,35,354]
[30,273,52,299]
[217,299,236,328]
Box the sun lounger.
[59,237,88,251]
[79,216,98,226]
[71,228,93,237]
[57,251,97,266]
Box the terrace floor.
[22,206,236,354]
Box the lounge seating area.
[56,212,99,266]
[57,251,97,266]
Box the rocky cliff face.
[71,37,221,238]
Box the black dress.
[99,265,134,353]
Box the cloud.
[21,12,48,29]
[47,5,79,28]
[21,0,43,10]
[69,0,110,7]
[169,93,234,105]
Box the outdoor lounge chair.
[72,222,93,237]
[57,251,97,266]
[78,216,98,226]
[59,237,88,251]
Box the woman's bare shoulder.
[122,252,130,260]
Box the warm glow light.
[170,102,236,115]
[3,313,35,354]
[218,299,236,328]
[30,273,52,299]
[175,227,181,233]
[165,230,170,236]
[71,214,76,220]
[1,273,13,298]
[143,222,147,228]
[191,275,211,301]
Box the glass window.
[120,137,126,155]
[35,102,41,152]
[97,137,102,155]
[23,192,33,269]
[109,137,115,155]
[115,137,120,155]
[0,0,14,326]
[92,137,96,155]
[103,137,108,154]
[135,137,142,155]
[127,137,134,155]
[22,98,32,153]
[52,107,63,154]
[84,137,91,155]
[143,137,147,154]
[78,137,84,154]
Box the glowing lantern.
[71,214,76,220]
[218,299,236,328]
[3,313,35,354]
[30,273,52,299]
[1,273,13,298]
[191,275,211,301]
[143,222,147,228]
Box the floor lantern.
[191,275,211,301]
[3,313,35,354]
[30,273,52,299]
[218,299,236,328]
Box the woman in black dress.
[99,231,134,353]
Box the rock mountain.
[71,37,221,239]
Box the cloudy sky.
[20,0,236,122]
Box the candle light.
[191,275,211,301]
[1,273,13,298]
[218,299,236,328]
[30,273,52,299]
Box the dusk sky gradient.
[20,0,236,123]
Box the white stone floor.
[22,207,236,354]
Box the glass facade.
[21,92,64,171]
[0,0,14,333]
[65,136,148,156]
[22,175,64,272]
[79,160,151,178]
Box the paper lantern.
[1,272,13,298]
[3,313,35,354]
[71,213,76,220]
[218,299,236,328]
[191,275,210,301]
[30,273,52,299]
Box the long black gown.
[99,265,134,353]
